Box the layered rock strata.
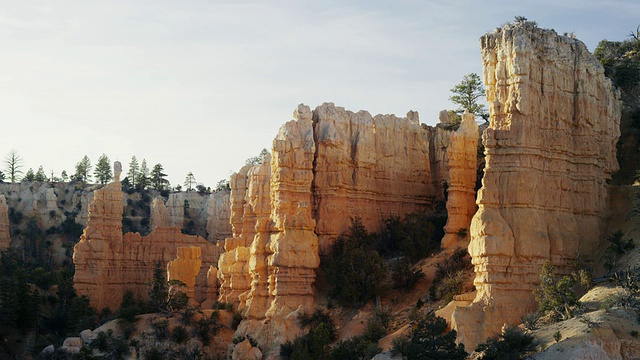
[312,104,435,252]
[166,193,184,227]
[73,177,223,311]
[452,22,620,350]
[441,111,479,248]
[0,195,10,250]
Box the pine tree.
[94,154,113,185]
[151,163,169,190]
[61,170,69,182]
[74,155,92,182]
[449,73,487,118]
[34,166,47,182]
[184,172,196,191]
[128,156,139,188]
[23,168,35,182]
[136,159,150,190]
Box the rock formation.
[166,193,184,227]
[207,190,232,243]
[73,169,223,311]
[442,111,479,248]
[167,246,203,306]
[312,104,436,252]
[0,195,10,250]
[150,197,169,231]
[45,188,57,211]
[451,22,620,350]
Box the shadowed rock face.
[0,195,10,251]
[452,21,620,350]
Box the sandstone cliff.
[73,177,224,311]
[0,195,10,250]
[312,104,436,252]
[441,111,479,248]
[451,21,620,350]
[167,246,203,306]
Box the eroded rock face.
[0,195,10,250]
[312,103,435,252]
[452,22,620,350]
[150,197,169,231]
[167,246,203,306]
[73,176,223,311]
[166,193,184,228]
[442,111,479,248]
[207,190,232,243]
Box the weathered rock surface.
[166,193,184,228]
[452,22,620,350]
[167,246,203,305]
[73,176,223,311]
[0,195,10,250]
[207,189,232,243]
[442,111,479,248]
[312,103,436,252]
[150,196,169,231]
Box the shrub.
[323,218,388,308]
[553,330,562,343]
[391,310,467,360]
[391,258,424,291]
[328,336,381,360]
[533,261,581,320]
[232,312,243,330]
[429,249,473,302]
[280,310,337,360]
[171,325,189,343]
[150,318,170,341]
[475,325,536,360]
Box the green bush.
[475,325,536,360]
[171,325,189,343]
[280,310,337,360]
[533,261,581,320]
[323,218,388,308]
[391,258,424,291]
[391,310,467,360]
[429,249,473,302]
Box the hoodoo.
[451,21,620,350]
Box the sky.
[1,0,638,188]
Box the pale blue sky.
[1,0,638,187]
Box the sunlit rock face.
[452,21,620,350]
[207,189,231,243]
[72,177,223,312]
[219,103,475,358]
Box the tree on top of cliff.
[136,159,150,190]
[74,155,92,182]
[127,156,139,188]
[35,166,47,182]
[184,172,196,191]
[4,150,23,183]
[245,148,269,166]
[151,163,170,190]
[94,154,113,185]
[449,73,488,120]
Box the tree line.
[0,150,231,193]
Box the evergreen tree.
[136,159,150,190]
[34,166,47,182]
[151,163,169,190]
[449,73,487,118]
[23,168,35,182]
[128,156,140,188]
[61,170,69,182]
[74,155,92,182]
[184,172,196,191]
[392,311,467,360]
[94,154,113,185]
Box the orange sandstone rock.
[442,111,479,248]
[452,22,620,351]
[73,173,223,311]
[207,190,232,243]
[167,246,203,306]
